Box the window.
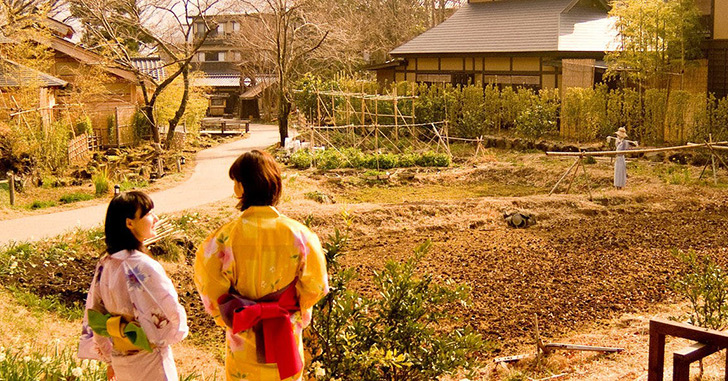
[211,98,226,106]
[231,21,240,31]
[195,22,206,37]
[233,51,241,61]
[452,73,474,86]
[197,52,205,62]
[205,51,222,61]
[216,23,224,35]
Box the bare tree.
[233,0,328,146]
[70,0,219,148]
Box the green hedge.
[289,148,450,170]
[294,76,728,145]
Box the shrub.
[672,249,728,330]
[74,116,92,136]
[315,149,346,170]
[377,153,398,169]
[416,151,450,167]
[92,167,110,196]
[28,200,57,210]
[308,240,489,380]
[397,153,417,167]
[290,150,314,169]
[59,192,94,204]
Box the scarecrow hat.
[616,127,628,138]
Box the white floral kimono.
[78,250,188,381]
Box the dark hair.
[105,191,154,254]
[228,150,282,211]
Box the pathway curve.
[0,124,280,245]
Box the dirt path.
[0,124,280,245]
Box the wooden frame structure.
[648,318,728,381]
[546,140,728,199]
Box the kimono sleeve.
[295,228,329,325]
[193,231,233,328]
[125,257,188,347]
[78,261,112,362]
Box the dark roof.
[131,57,167,81]
[390,0,615,55]
[0,59,68,88]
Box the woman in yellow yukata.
[194,150,329,381]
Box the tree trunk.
[143,105,160,144]
[278,96,291,147]
[165,67,190,149]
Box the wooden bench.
[200,119,250,135]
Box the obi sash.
[87,309,153,354]
[218,279,301,380]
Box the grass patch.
[119,177,149,191]
[26,200,57,210]
[59,192,94,204]
[0,342,107,380]
[6,285,83,321]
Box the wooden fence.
[67,133,102,164]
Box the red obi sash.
[218,280,302,380]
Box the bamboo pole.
[547,143,706,157]
[579,156,593,201]
[549,158,581,196]
[394,86,399,140]
[710,134,717,185]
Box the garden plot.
[1,149,728,379]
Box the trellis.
[299,84,465,160]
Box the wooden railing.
[648,318,728,381]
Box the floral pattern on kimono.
[194,206,329,381]
[78,250,189,381]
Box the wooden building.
[371,0,617,90]
[0,58,68,127]
[707,0,728,98]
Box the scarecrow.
[607,127,639,190]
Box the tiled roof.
[131,57,167,81]
[390,0,616,55]
[192,73,241,87]
[0,59,68,88]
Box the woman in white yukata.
[78,191,188,381]
[607,127,638,190]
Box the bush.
[28,200,57,210]
[415,151,450,167]
[290,150,314,169]
[74,116,92,136]
[672,249,728,330]
[92,168,110,196]
[59,192,94,204]
[308,240,489,380]
[315,149,346,170]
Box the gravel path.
[0,124,280,244]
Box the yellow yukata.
[194,206,329,381]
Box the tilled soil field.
[4,157,728,357]
[331,193,728,350]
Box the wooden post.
[176,157,182,172]
[375,98,379,170]
[361,84,366,125]
[647,322,666,381]
[7,172,15,206]
[394,86,399,140]
[115,107,121,148]
[710,134,718,185]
